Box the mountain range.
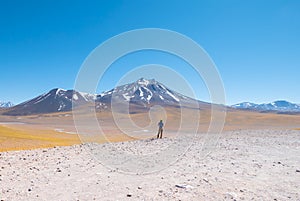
[1,78,299,115]
[231,100,300,113]
[2,78,205,116]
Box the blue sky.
[0,0,299,105]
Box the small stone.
[296,170,300,173]
[127,194,132,197]
[225,192,237,199]
[138,186,142,190]
[175,184,185,189]
[175,184,194,189]
[203,178,209,183]
[28,188,32,192]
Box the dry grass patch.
[0,125,81,152]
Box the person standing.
[157,120,164,139]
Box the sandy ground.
[1,129,299,201]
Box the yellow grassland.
[0,125,81,152]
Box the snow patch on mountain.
[165,89,179,102]
[55,88,66,96]
[0,101,14,108]
[73,94,78,100]
[78,92,96,101]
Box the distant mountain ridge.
[0,101,14,108]
[232,100,300,113]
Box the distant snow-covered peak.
[232,100,300,112]
[232,102,256,108]
[0,101,14,108]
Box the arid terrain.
[0,106,300,200]
[0,129,299,200]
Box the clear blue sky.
[0,0,299,105]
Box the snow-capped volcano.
[0,101,14,108]
[232,100,300,113]
[96,78,194,106]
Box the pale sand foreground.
[1,130,299,201]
